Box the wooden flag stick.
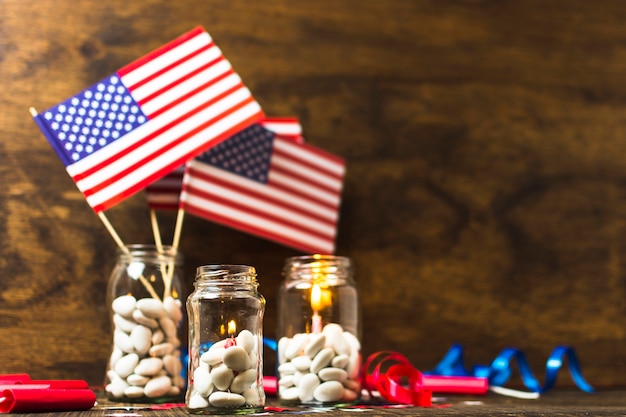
[150,209,164,253]
[162,208,185,300]
[98,212,160,301]
[171,207,185,251]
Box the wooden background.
[1,0,625,389]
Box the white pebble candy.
[243,387,263,406]
[278,337,289,363]
[209,392,246,407]
[343,331,361,351]
[114,313,137,333]
[223,346,250,371]
[291,355,312,371]
[279,386,300,401]
[285,333,309,360]
[114,330,134,353]
[144,375,172,398]
[297,373,320,402]
[163,353,182,376]
[127,374,150,386]
[210,364,235,391]
[130,325,152,354]
[114,353,139,378]
[278,362,296,376]
[107,374,129,398]
[163,297,183,322]
[149,342,174,357]
[159,317,177,339]
[304,333,326,358]
[109,347,123,369]
[313,380,344,402]
[136,298,166,318]
[332,354,349,369]
[278,375,294,388]
[132,309,159,328]
[188,392,209,409]
[319,367,348,382]
[134,357,163,376]
[193,367,213,396]
[230,368,258,393]
[201,347,226,366]
[112,295,136,318]
[124,386,145,398]
[236,330,256,353]
[310,348,334,374]
[152,329,164,345]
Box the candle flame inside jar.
[311,283,323,311]
[228,319,237,336]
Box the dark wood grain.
[0,0,625,389]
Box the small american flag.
[180,124,345,254]
[146,117,305,211]
[32,26,264,212]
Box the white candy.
[279,386,300,401]
[134,357,163,376]
[313,380,344,402]
[331,354,349,369]
[297,373,320,402]
[131,325,152,355]
[136,298,166,318]
[114,313,137,333]
[114,353,139,378]
[310,348,334,374]
[278,362,296,375]
[163,297,183,322]
[150,342,174,357]
[201,347,225,366]
[163,354,182,376]
[318,367,347,382]
[144,375,172,398]
[209,392,246,407]
[114,330,134,353]
[193,368,213,396]
[223,346,250,371]
[210,364,235,391]
[188,392,209,409]
[112,295,136,318]
[304,333,326,358]
[291,355,312,371]
[127,373,150,386]
[124,386,145,398]
[236,330,256,353]
[243,387,262,405]
[284,333,308,360]
[132,309,159,328]
[230,368,257,393]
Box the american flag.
[32,26,264,212]
[180,124,345,254]
[146,117,304,211]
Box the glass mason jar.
[104,244,186,403]
[186,265,266,414]
[277,255,361,405]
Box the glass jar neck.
[194,265,258,289]
[283,255,353,283]
[117,244,182,264]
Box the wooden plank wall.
[1,0,625,388]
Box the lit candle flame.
[311,283,322,311]
[228,319,236,337]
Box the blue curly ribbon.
[427,344,594,393]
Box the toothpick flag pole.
[150,209,164,253]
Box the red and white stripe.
[180,136,345,254]
[66,27,264,212]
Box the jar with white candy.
[186,265,266,414]
[104,244,186,403]
[277,255,361,405]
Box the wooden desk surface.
[5,389,625,417]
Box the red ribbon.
[362,351,488,407]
